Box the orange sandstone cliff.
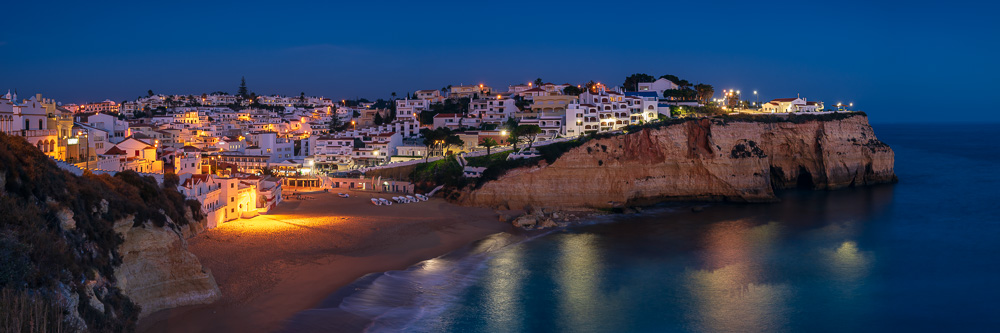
[460,114,895,209]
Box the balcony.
[2,129,57,138]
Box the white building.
[761,98,824,113]
[637,78,680,96]
[564,90,657,136]
[433,113,480,130]
[470,97,519,124]
[395,99,430,121]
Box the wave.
[279,204,688,333]
[279,230,556,333]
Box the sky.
[1,0,997,123]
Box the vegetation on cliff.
[0,133,202,332]
[400,112,883,203]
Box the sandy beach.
[137,190,511,333]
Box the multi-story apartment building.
[1,92,59,157]
[565,90,658,136]
[470,97,519,124]
[450,84,492,99]
[414,89,445,103]
[395,99,430,121]
[80,100,120,114]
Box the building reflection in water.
[685,219,791,332]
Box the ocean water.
[283,123,1000,332]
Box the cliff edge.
[461,113,895,209]
[0,133,219,332]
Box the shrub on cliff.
[0,133,201,331]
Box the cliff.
[461,113,895,209]
[0,133,219,332]
[114,217,220,318]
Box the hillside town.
[0,75,853,229]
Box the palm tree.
[480,137,498,155]
[391,92,397,100]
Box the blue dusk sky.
[1,0,996,123]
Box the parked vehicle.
[370,198,381,205]
[338,193,350,198]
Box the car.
[338,193,350,198]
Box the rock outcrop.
[114,217,220,318]
[462,114,895,209]
[0,133,222,331]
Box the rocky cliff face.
[0,133,220,331]
[113,217,220,319]
[461,114,895,209]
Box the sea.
[282,123,1000,332]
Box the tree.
[623,73,655,91]
[480,137,498,155]
[659,74,680,85]
[373,112,384,126]
[147,89,154,97]
[584,80,599,93]
[329,114,343,133]
[421,128,444,163]
[300,92,306,104]
[237,77,249,98]
[443,135,464,156]
[563,85,584,96]
[694,83,715,104]
[516,124,542,148]
[664,89,698,101]
[676,79,692,90]
[505,120,522,151]
[534,78,543,87]
[391,92,397,100]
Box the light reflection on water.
[557,234,603,332]
[685,220,790,333]
[482,242,524,333]
[283,125,1000,332]
[419,184,899,333]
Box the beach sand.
[137,190,510,333]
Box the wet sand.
[137,190,510,333]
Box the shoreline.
[137,191,511,333]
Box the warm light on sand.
[212,213,344,235]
